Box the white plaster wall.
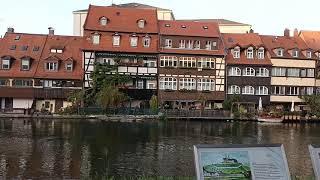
[73,12,87,36]
[270,95,304,103]
[13,99,33,109]
[271,59,316,68]
[271,77,315,86]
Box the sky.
[1,0,320,36]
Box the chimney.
[7,27,14,33]
[48,27,55,35]
[284,28,290,37]
[249,29,254,33]
[294,28,299,37]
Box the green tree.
[149,95,158,113]
[222,95,241,111]
[302,95,320,117]
[96,85,128,110]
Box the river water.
[0,119,318,178]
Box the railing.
[163,109,231,118]
[79,107,159,116]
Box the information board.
[194,144,291,180]
[309,145,320,180]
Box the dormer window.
[46,62,58,71]
[113,34,120,46]
[92,33,100,45]
[99,17,108,26]
[292,49,299,58]
[21,46,28,51]
[205,41,212,50]
[165,39,172,48]
[137,19,146,29]
[179,40,186,48]
[186,40,193,49]
[50,48,63,53]
[130,36,138,47]
[258,47,264,59]
[15,35,20,41]
[1,58,10,69]
[143,36,151,47]
[194,40,201,49]
[247,47,254,59]
[233,47,240,59]
[21,58,30,71]
[306,51,312,58]
[276,48,284,57]
[66,62,73,71]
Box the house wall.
[219,25,252,34]
[12,99,33,109]
[271,59,316,68]
[73,11,87,36]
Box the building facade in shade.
[261,29,317,110]
[0,28,83,113]
[82,5,158,108]
[158,20,225,109]
[222,33,272,106]
[73,3,174,36]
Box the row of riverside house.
[1,3,320,114]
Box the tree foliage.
[149,95,158,113]
[96,85,128,110]
[222,95,241,110]
[302,95,320,117]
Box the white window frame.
[289,87,300,96]
[307,69,315,77]
[130,36,138,47]
[273,86,286,95]
[2,59,10,69]
[205,41,212,50]
[228,67,241,76]
[46,62,58,71]
[257,48,264,59]
[276,48,284,57]
[137,20,145,29]
[160,56,178,67]
[306,87,314,95]
[233,47,240,59]
[165,39,172,48]
[113,35,120,46]
[179,78,196,90]
[256,68,269,77]
[247,47,254,59]
[197,58,215,69]
[21,59,30,70]
[179,57,196,68]
[307,51,312,58]
[242,86,255,95]
[287,68,300,77]
[243,67,255,76]
[228,85,241,94]
[272,67,286,77]
[179,40,186,49]
[100,17,108,26]
[197,79,215,91]
[292,49,299,58]
[66,63,73,71]
[159,77,177,90]
[143,37,151,47]
[92,34,100,45]
[186,40,193,49]
[256,86,268,95]
[194,40,201,49]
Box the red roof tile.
[159,20,220,37]
[299,31,320,51]
[84,5,158,33]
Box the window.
[243,67,255,76]
[292,49,299,58]
[179,57,196,68]
[159,77,177,90]
[50,49,63,53]
[165,39,172,48]
[289,87,300,95]
[194,40,201,49]
[33,46,40,51]
[136,80,144,89]
[258,48,264,59]
[21,59,30,70]
[197,58,214,69]
[197,79,215,91]
[228,67,241,76]
[179,78,196,90]
[287,68,300,77]
[2,59,10,69]
[272,67,286,76]
[228,85,241,94]
[147,82,156,89]
[301,69,307,77]
[186,40,193,49]
[242,86,255,95]
[276,48,284,57]
[100,17,108,26]
[306,87,314,95]
[256,68,269,77]
[138,20,146,28]
[66,63,73,71]
[143,36,151,47]
[256,86,268,95]
[233,47,240,58]
[130,36,138,47]
[0,79,8,86]
[13,79,32,87]
[46,62,58,71]
[92,33,100,45]
[273,86,286,95]
[113,35,120,46]
[21,46,28,51]
[307,69,315,77]
[247,47,254,59]
[14,35,20,41]
[160,56,178,67]
[57,49,63,54]
[205,41,212,50]
[179,40,186,49]
[44,80,53,87]
[306,51,312,58]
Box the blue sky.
[1,0,319,36]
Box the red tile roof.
[0,32,47,78]
[84,5,158,33]
[299,31,320,51]
[35,35,83,80]
[159,20,220,37]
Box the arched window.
[243,67,255,76]
[228,67,241,76]
[137,19,146,28]
[233,46,240,58]
[242,86,255,95]
[99,17,108,26]
[247,47,254,59]
[256,86,268,95]
[258,47,264,59]
[228,85,241,94]
[256,68,269,77]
